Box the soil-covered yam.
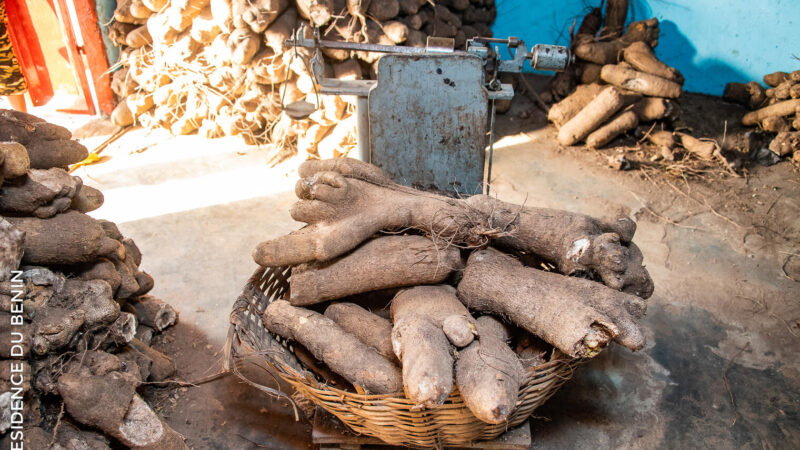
[557,86,625,146]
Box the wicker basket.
[227,266,581,448]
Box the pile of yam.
[724,69,800,164]
[107,0,497,159]
[0,110,185,448]
[252,158,653,423]
[544,1,701,156]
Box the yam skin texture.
[600,64,682,99]
[0,218,24,281]
[7,211,123,265]
[0,110,87,169]
[457,248,646,358]
[763,71,789,87]
[232,0,287,33]
[586,109,639,149]
[455,315,525,424]
[390,285,475,408]
[128,295,177,331]
[324,302,397,363]
[769,131,800,157]
[622,41,683,84]
[290,235,462,305]
[742,99,800,126]
[547,83,604,128]
[263,300,402,394]
[723,81,767,110]
[632,97,675,122]
[0,168,81,218]
[128,338,176,381]
[573,18,660,66]
[70,184,104,213]
[557,86,625,146]
[598,0,627,39]
[297,0,334,26]
[254,158,653,298]
[0,141,30,179]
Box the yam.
[632,97,675,122]
[367,0,399,21]
[0,219,24,282]
[622,41,683,84]
[289,235,462,305]
[124,26,153,50]
[0,142,30,178]
[557,86,625,146]
[232,0,288,33]
[297,0,334,26]
[768,131,800,157]
[585,109,639,148]
[722,81,768,109]
[263,7,296,53]
[227,28,261,65]
[455,316,524,424]
[390,285,475,408]
[256,158,654,298]
[600,64,682,98]
[263,300,402,394]
[324,302,397,363]
[547,83,603,128]
[126,92,154,116]
[6,211,123,265]
[761,116,790,133]
[128,338,176,381]
[763,71,789,87]
[142,0,168,11]
[457,248,645,358]
[111,100,134,126]
[190,5,221,44]
[598,0,628,39]
[0,168,81,218]
[741,99,800,126]
[383,20,409,44]
[678,133,716,160]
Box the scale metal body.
[286,27,571,194]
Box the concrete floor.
[60,97,800,448]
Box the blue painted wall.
[492,0,799,95]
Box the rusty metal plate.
[368,53,488,194]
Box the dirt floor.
[49,76,800,449]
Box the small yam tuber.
[455,315,524,424]
[678,133,717,160]
[264,300,402,394]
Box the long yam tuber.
[457,248,646,358]
[324,302,397,363]
[289,234,462,305]
[557,86,625,146]
[263,300,402,394]
[600,64,682,98]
